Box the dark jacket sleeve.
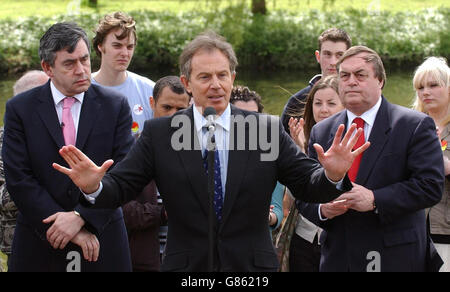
[276,117,351,204]
[3,100,64,238]
[95,119,157,209]
[295,125,336,228]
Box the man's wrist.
[72,210,85,226]
[324,170,344,183]
[83,184,100,195]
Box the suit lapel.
[220,106,251,230]
[76,87,100,150]
[356,97,391,185]
[36,81,65,149]
[173,107,210,218]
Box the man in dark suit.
[2,22,134,272]
[298,46,444,272]
[53,31,369,272]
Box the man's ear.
[150,96,155,110]
[180,75,192,95]
[41,60,53,78]
[315,50,321,64]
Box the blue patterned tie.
[203,148,223,222]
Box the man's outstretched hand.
[52,145,113,194]
[314,124,370,182]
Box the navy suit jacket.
[298,97,444,272]
[2,81,134,272]
[90,105,352,272]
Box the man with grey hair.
[297,46,444,272]
[53,31,369,272]
[2,22,134,272]
[0,70,49,272]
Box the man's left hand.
[338,183,375,212]
[43,211,85,249]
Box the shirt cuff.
[325,173,344,186]
[81,182,103,205]
[318,204,328,221]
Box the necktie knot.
[63,97,76,109]
[353,117,365,129]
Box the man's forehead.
[340,54,371,70]
[108,29,135,43]
[321,41,348,52]
[55,41,89,59]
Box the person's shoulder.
[127,71,155,88]
[89,83,128,107]
[386,101,430,125]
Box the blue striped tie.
[203,148,223,222]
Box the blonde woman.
[413,56,450,272]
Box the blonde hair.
[412,57,450,124]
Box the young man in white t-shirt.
[91,11,155,139]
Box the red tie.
[348,117,365,182]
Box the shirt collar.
[346,96,382,127]
[50,81,84,106]
[193,103,231,133]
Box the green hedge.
[0,7,448,76]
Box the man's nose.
[210,75,220,88]
[74,61,84,74]
[347,73,358,86]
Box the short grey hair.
[179,31,238,80]
[13,70,49,95]
[336,45,386,89]
[39,22,90,66]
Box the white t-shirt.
[92,71,155,139]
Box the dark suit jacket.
[92,105,352,272]
[298,97,444,272]
[2,81,134,272]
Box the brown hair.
[179,30,238,81]
[93,12,136,58]
[318,28,352,52]
[336,45,386,89]
[303,75,339,152]
[230,85,264,113]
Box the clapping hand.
[288,117,306,151]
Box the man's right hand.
[71,228,100,262]
[52,145,113,194]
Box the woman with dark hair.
[285,75,344,272]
